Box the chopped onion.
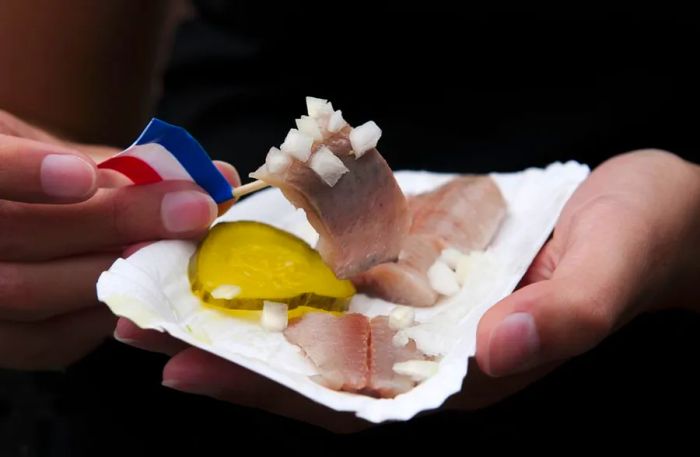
[210,284,241,300]
[392,360,439,382]
[261,301,288,332]
[308,146,349,186]
[295,116,323,141]
[389,306,415,330]
[427,260,460,296]
[306,96,334,118]
[265,147,292,174]
[392,331,410,348]
[456,250,491,286]
[349,121,382,158]
[439,248,463,270]
[280,129,313,162]
[327,110,347,133]
[455,254,473,286]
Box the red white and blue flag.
[98,118,234,203]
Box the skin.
[0,111,239,370]
[115,149,700,431]
[0,0,184,145]
[1,0,697,434]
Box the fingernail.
[162,379,186,391]
[487,312,540,376]
[162,379,224,398]
[113,329,137,346]
[161,191,217,233]
[40,154,96,198]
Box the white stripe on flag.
[122,143,193,181]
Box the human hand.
[0,112,239,370]
[114,149,700,429]
[475,149,700,380]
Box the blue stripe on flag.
[134,118,233,203]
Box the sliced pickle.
[189,221,355,312]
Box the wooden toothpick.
[232,180,270,199]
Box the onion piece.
[306,96,334,118]
[327,110,348,133]
[210,284,241,300]
[389,306,415,330]
[308,146,349,187]
[427,260,460,296]
[261,301,288,332]
[265,147,292,174]
[439,248,463,270]
[392,331,410,348]
[392,360,439,382]
[349,121,382,158]
[295,116,323,141]
[280,129,313,162]
[456,250,492,286]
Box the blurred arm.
[0,0,186,146]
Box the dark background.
[2,5,699,455]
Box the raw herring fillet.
[353,176,507,307]
[366,316,427,398]
[251,128,409,279]
[284,314,426,397]
[284,313,370,391]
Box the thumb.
[476,277,616,377]
[477,199,651,377]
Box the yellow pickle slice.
[189,221,355,313]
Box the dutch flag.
[98,118,234,203]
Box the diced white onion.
[389,306,415,330]
[455,250,492,286]
[349,121,382,158]
[392,331,410,348]
[306,96,334,118]
[327,110,347,133]
[308,146,349,187]
[265,147,292,174]
[210,284,241,300]
[280,129,313,162]
[261,301,288,332]
[439,248,463,270]
[392,360,439,382]
[427,260,460,296]
[295,116,323,141]
[455,254,473,286]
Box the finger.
[0,134,97,203]
[162,348,369,432]
[122,242,154,258]
[0,306,116,370]
[0,109,60,142]
[213,161,240,215]
[0,180,217,261]
[0,254,118,322]
[113,318,188,356]
[517,238,559,288]
[214,161,241,187]
[97,168,134,188]
[477,199,649,377]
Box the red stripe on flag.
[98,156,163,185]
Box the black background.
[1,5,699,455]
